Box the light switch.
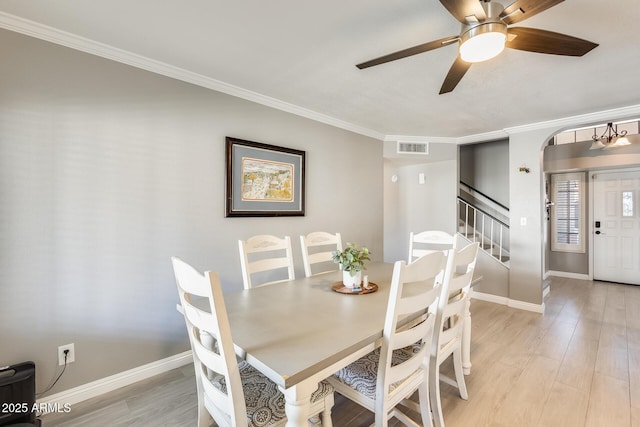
[520,217,527,226]
[418,173,425,184]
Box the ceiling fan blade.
[439,55,472,94]
[439,0,486,24]
[500,0,564,25]
[506,27,598,56]
[356,35,459,69]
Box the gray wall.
[0,29,383,394]
[460,236,509,297]
[508,129,548,305]
[383,151,458,263]
[383,159,404,263]
[459,139,509,207]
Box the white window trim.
[551,172,586,253]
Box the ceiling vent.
[397,141,429,155]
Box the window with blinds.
[550,172,586,253]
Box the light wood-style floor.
[42,276,640,426]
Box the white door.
[592,170,640,285]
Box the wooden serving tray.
[331,282,378,295]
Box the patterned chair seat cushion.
[331,347,417,400]
[213,361,334,427]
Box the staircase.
[458,198,510,268]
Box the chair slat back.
[376,251,446,402]
[172,257,248,427]
[408,230,456,263]
[434,242,479,351]
[299,232,342,277]
[238,235,295,289]
[446,241,479,295]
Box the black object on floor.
[0,361,40,426]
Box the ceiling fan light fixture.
[459,22,507,63]
[354,0,598,94]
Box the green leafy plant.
[331,243,371,277]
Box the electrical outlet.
[58,343,75,366]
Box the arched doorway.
[543,119,640,285]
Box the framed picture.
[225,137,306,217]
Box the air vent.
[397,141,429,155]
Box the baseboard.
[471,290,545,314]
[508,299,545,314]
[470,290,508,305]
[36,351,192,414]
[547,270,590,280]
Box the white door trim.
[588,166,640,282]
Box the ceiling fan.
[356,0,598,94]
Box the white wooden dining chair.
[299,232,342,277]
[429,242,479,427]
[238,234,295,289]
[171,257,334,427]
[327,251,447,427]
[408,230,456,263]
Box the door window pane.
[622,191,634,217]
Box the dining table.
[181,261,474,427]
[189,262,394,427]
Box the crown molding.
[385,128,508,145]
[389,105,640,144]
[455,129,510,144]
[0,12,385,141]
[384,135,453,144]
[1,12,638,145]
[504,104,640,135]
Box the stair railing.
[457,197,510,267]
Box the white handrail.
[457,199,510,268]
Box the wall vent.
[397,141,429,155]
